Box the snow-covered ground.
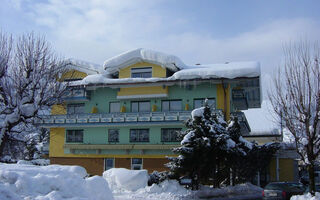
[291,192,320,200]
[0,163,266,200]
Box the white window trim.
[131,158,143,170]
[104,158,115,171]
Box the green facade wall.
[73,83,218,113]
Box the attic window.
[131,67,152,78]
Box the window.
[66,130,83,143]
[108,129,119,143]
[130,129,149,142]
[162,100,182,111]
[104,158,114,171]
[131,158,143,170]
[194,98,216,110]
[131,67,152,78]
[131,101,150,112]
[109,102,120,113]
[161,128,181,142]
[67,103,85,114]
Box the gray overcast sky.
[1,0,320,78]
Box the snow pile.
[103,48,186,74]
[0,163,113,200]
[113,179,193,200]
[291,192,320,200]
[103,168,149,192]
[196,182,263,199]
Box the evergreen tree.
[167,101,236,188]
[226,116,279,185]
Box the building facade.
[41,49,261,175]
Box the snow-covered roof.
[66,58,102,75]
[103,48,186,74]
[244,100,279,134]
[73,61,260,86]
[172,61,260,80]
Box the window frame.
[130,129,149,142]
[66,130,84,143]
[108,129,119,143]
[161,128,182,142]
[104,158,114,171]
[193,98,216,110]
[161,100,182,111]
[131,101,151,112]
[131,158,143,170]
[109,101,120,113]
[131,67,152,78]
[67,103,85,114]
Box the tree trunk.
[0,131,8,158]
[308,164,316,195]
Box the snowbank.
[291,192,320,200]
[103,168,149,192]
[113,179,193,200]
[0,163,113,200]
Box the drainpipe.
[276,156,280,181]
[222,79,228,121]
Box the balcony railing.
[62,87,90,101]
[38,110,250,134]
[39,111,193,124]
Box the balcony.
[38,110,250,134]
[38,111,193,126]
[63,87,90,102]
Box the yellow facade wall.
[49,128,66,157]
[216,84,231,120]
[60,70,87,81]
[269,158,295,182]
[51,104,67,115]
[118,62,166,78]
[117,62,168,97]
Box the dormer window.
[131,67,152,78]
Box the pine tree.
[226,116,279,184]
[167,101,236,188]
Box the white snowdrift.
[0,163,113,200]
[103,48,186,74]
[103,168,149,192]
[291,192,320,200]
